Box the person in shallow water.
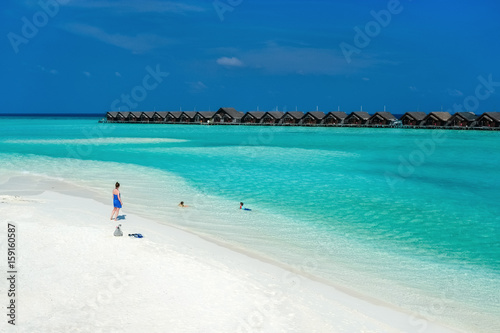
[240,202,251,211]
[110,182,123,221]
[178,201,189,207]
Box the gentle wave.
[130,145,361,159]
[2,137,188,145]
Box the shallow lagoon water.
[0,117,499,332]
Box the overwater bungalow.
[152,112,168,123]
[447,112,478,127]
[281,112,304,125]
[323,111,347,125]
[400,112,426,126]
[302,112,326,125]
[102,107,500,131]
[260,111,284,124]
[179,111,197,123]
[345,111,370,125]
[241,111,266,124]
[106,112,119,121]
[115,112,129,122]
[127,112,142,123]
[475,112,500,128]
[194,111,215,123]
[212,107,244,123]
[368,112,397,125]
[140,112,155,123]
[165,111,182,123]
[422,112,452,127]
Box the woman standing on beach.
[110,182,123,221]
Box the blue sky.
[2,0,500,114]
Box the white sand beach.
[0,180,459,333]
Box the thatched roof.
[304,112,326,120]
[426,112,452,122]
[244,111,266,120]
[371,112,396,121]
[217,107,244,119]
[401,112,427,121]
[325,111,347,119]
[282,111,305,119]
[195,111,216,119]
[128,112,142,118]
[107,112,118,117]
[479,112,500,122]
[262,111,284,119]
[451,112,478,121]
[180,112,197,119]
[117,112,129,118]
[153,112,168,118]
[166,111,182,119]
[141,112,155,118]
[347,111,370,120]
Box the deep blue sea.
[0,117,499,332]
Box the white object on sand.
[114,224,123,237]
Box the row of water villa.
[104,108,500,130]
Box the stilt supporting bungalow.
[102,108,499,131]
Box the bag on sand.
[114,224,123,237]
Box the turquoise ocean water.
[0,117,499,332]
